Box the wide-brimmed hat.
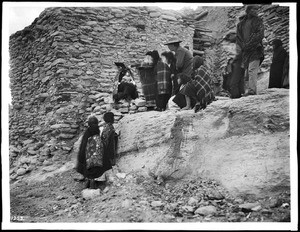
[164,37,182,45]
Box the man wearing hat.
[236,4,264,96]
[164,37,193,80]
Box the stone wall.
[8,6,194,174]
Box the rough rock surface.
[116,89,290,198]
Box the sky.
[4,2,243,35]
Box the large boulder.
[116,89,290,198]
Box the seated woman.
[113,69,139,103]
[135,51,159,110]
[174,56,215,112]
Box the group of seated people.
[113,50,215,113]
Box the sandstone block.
[194,205,217,216]
[16,168,27,176]
[81,189,100,200]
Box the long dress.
[137,64,157,107]
[269,46,287,88]
[76,123,117,180]
[156,61,172,110]
[281,54,289,88]
[101,123,117,171]
[76,126,104,179]
[229,55,245,98]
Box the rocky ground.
[10,163,290,224]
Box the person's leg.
[239,68,245,96]
[182,95,191,110]
[155,94,163,111]
[247,59,260,94]
[90,179,96,189]
[162,94,171,110]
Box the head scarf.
[193,56,204,70]
[151,50,160,66]
[178,73,191,85]
[272,39,283,49]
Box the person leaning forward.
[164,37,193,80]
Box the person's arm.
[236,22,244,50]
[176,48,185,72]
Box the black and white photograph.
[2,2,298,230]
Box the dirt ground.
[10,163,291,224]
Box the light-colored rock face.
[116,89,290,198]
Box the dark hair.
[178,73,191,85]
[145,51,152,56]
[193,55,204,70]
[88,116,98,127]
[272,39,283,48]
[151,50,160,65]
[161,51,176,65]
[103,112,114,124]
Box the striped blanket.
[156,61,172,95]
[137,64,157,107]
[180,65,214,107]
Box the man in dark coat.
[164,37,193,79]
[268,39,288,88]
[236,4,264,96]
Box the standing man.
[164,37,193,80]
[236,5,264,96]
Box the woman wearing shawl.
[76,116,103,189]
[177,56,215,112]
[136,51,159,109]
[268,39,288,88]
[154,52,173,111]
[76,113,117,189]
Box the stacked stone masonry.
[9,6,194,175]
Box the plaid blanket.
[180,65,214,106]
[137,65,157,107]
[156,61,172,95]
